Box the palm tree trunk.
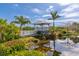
[53,20,56,51]
[20,24,23,36]
[66,24,69,46]
[53,39,55,51]
[20,24,22,31]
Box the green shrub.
[53,50,61,56]
[0,37,39,56]
[8,50,46,56]
[0,45,13,56]
[0,20,20,43]
[58,33,63,39]
[0,43,25,56]
[23,26,34,30]
[11,45,25,51]
[35,46,51,53]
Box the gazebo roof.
[34,19,51,25]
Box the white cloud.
[59,12,79,18]
[32,6,53,15]
[32,8,42,14]
[55,19,79,23]
[65,13,79,18]
[62,4,79,12]
[49,6,53,9]
[62,7,72,12]
[13,4,19,7]
[25,16,30,18]
[59,3,70,6]
[42,14,51,17]
[46,5,54,12]
[59,4,79,19]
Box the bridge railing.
[20,30,36,36]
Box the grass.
[0,37,41,56]
[8,50,46,56]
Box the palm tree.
[0,18,7,41]
[48,11,60,51]
[12,16,31,31]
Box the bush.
[32,40,38,43]
[0,23,20,43]
[0,43,25,56]
[58,33,63,39]
[50,32,57,40]
[11,45,25,51]
[0,37,39,56]
[0,45,13,56]
[70,36,79,43]
[8,50,46,56]
[53,50,61,56]
[23,26,34,30]
[35,46,51,53]
[37,40,49,47]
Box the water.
[49,39,79,56]
[26,38,79,56]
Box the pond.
[49,39,79,56]
[30,38,79,56]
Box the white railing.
[20,27,49,36]
[35,27,49,31]
[20,30,36,36]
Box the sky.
[0,3,79,26]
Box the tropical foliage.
[12,16,31,30]
[0,18,20,43]
[0,37,41,56]
[8,50,46,56]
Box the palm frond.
[12,16,31,25]
[50,11,60,20]
[11,21,20,24]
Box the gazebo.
[33,19,51,31]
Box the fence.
[20,30,36,36]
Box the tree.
[5,23,20,40]
[0,18,7,41]
[12,16,31,31]
[48,11,60,51]
[0,18,21,42]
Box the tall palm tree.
[48,11,60,51]
[12,16,31,31]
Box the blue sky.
[0,3,79,26]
